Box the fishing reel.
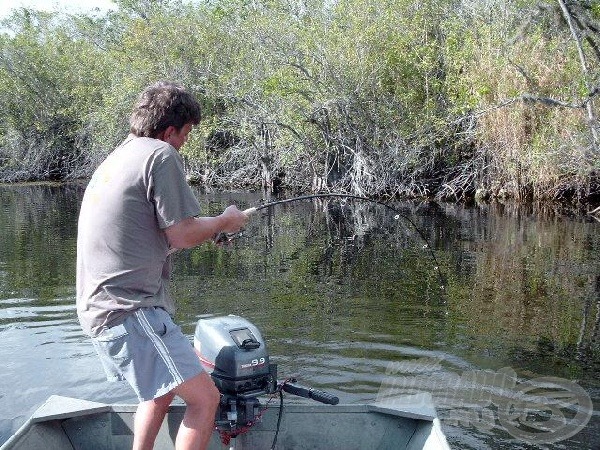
[193,315,339,438]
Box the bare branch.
[558,0,599,148]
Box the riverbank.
[1,1,598,209]
[2,177,599,223]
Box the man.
[76,81,248,450]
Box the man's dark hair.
[129,81,201,138]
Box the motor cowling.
[193,315,277,396]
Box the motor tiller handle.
[308,389,340,405]
[281,382,339,405]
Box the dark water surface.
[0,184,598,449]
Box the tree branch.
[558,0,599,148]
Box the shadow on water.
[0,184,598,449]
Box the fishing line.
[232,193,447,291]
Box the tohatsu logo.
[240,357,266,369]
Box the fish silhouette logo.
[496,376,593,444]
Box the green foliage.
[0,8,113,180]
[0,0,597,202]
[593,0,600,18]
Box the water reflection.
[0,184,598,449]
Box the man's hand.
[219,205,250,234]
[165,205,251,250]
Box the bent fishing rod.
[222,193,446,291]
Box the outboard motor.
[194,315,277,396]
[194,315,339,444]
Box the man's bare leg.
[133,391,176,450]
[173,371,220,450]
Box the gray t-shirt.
[76,135,200,336]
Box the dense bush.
[0,0,598,204]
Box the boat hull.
[1,395,450,450]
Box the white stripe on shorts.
[135,309,184,385]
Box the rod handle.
[213,207,257,244]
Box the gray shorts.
[91,307,204,401]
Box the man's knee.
[174,372,221,410]
[200,379,220,410]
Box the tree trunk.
[558,0,599,150]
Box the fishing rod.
[221,193,446,291]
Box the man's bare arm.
[165,205,249,250]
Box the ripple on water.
[0,296,77,330]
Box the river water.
[0,183,598,449]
